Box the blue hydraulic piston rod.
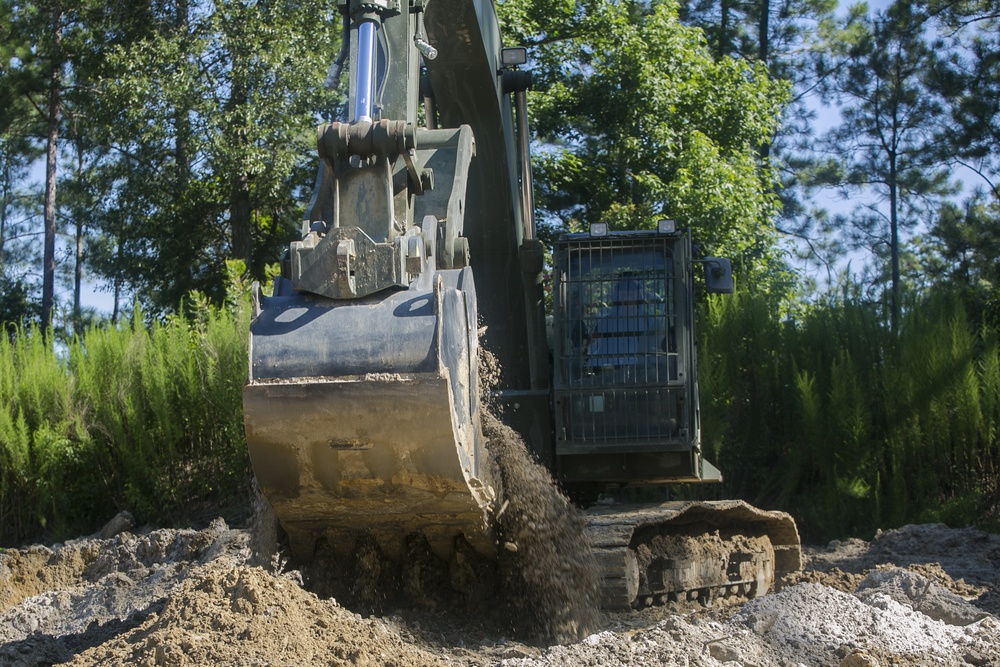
[353,18,377,122]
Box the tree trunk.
[74,223,82,328]
[0,154,10,276]
[719,0,731,59]
[228,66,252,267]
[757,0,772,163]
[73,139,83,334]
[112,246,121,326]
[175,0,191,189]
[888,152,900,332]
[757,0,769,63]
[231,171,252,265]
[112,280,120,325]
[41,6,63,334]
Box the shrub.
[0,283,251,546]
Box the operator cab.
[551,225,725,486]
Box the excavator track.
[585,500,801,610]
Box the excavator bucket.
[240,0,497,565]
[243,267,497,563]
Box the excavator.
[242,0,801,610]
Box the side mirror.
[703,258,734,294]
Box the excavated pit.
[254,413,601,644]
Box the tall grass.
[0,331,91,540]
[0,295,250,546]
[699,287,1000,542]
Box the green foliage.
[0,276,39,338]
[920,0,1000,192]
[806,2,957,327]
[0,0,340,322]
[0,281,250,545]
[74,0,340,315]
[500,0,791,291]
[699,285,1000,541]
[918,195,1000,328]
[0,115,42,322]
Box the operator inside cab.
[585,273,674,382]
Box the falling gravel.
[483,412,601,644]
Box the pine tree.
[812,2,954,328]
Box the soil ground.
[2,515,999,667]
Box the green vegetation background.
[0,277,250,545]
[2,271,997,546]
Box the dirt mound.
[735,582,1000,667]
[495,582,1000,667]
[1,545,94,615]
[855,568,990,626]
[807,524,1000,579]
[780,566,866,593]
[65,564,447,667]
[1,521,458,667]
[0,519,247,666]
[805,523,1000,616]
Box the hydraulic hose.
[324,14,351,92]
